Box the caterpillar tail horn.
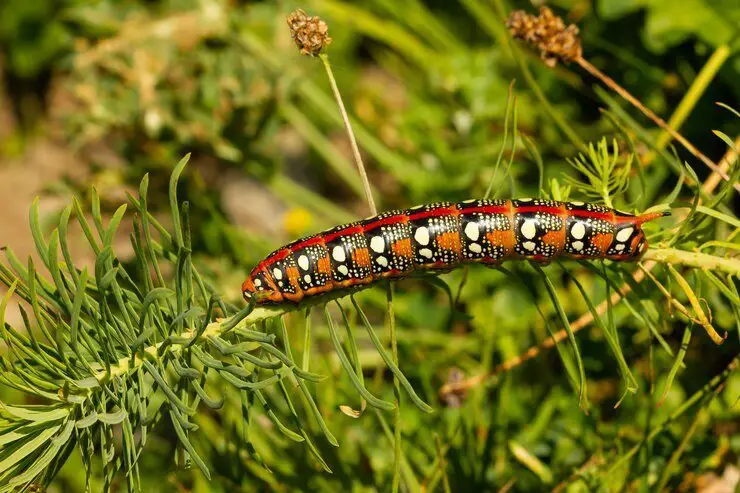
[636,209,671,225]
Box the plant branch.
[96,306,284,384]
[644,248,740,277]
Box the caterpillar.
[242,199,668,304]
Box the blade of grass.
[335,301,366,413]
[374,409,421,493]
[350,295,433,413]
[509,440,553,485]
[323,305,395,411]
[302,308,312,373]
[387,283,402,493]
[533,264,589,412]
[667,265,724,344]
[565,270,637,402]
[657,322,693,408]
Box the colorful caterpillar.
[242,199,668,304]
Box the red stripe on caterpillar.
[242,199,669,304]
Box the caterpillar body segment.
[242,199,668,304]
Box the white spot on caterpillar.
[521,220,537,240]
[370,236,385,253]
[571,222,586,240]
[273,268,283,280]
[419,248,433,258]
[337,264,349,276]
[616,227,634,242]
[464,222,479,241]
[523,241,536,251]
[297,255,310,271]
[469,243,482,253]
[332,245,346,262]
[414,226,430,245]
[572,241,584,251]
[376,256,388,267]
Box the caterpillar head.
[609,210,669,260]
[242,268,284,304]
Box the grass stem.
[387,283,402,493]
[319,53,378,216]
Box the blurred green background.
[1,0,739,491]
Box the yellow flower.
[283,208,313,238]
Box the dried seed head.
[506,7,582,67]
[286,9,332,56]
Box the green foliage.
[597,0,740,53]
[1,0,739,492]
[563,139,632,209]
[0,0,71,78]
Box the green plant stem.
[387,283,402,493]
[643,247,740,277]
[657,323,692,408]
[433,434,452,493]
[302,308,312,372]
[375,409,421,492]
[509,440,554,484]
[534,264,589,412]
[667,265,723,344]
[318,53,377,216]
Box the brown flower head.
[286,9,332,56]
[506,6,582,67]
